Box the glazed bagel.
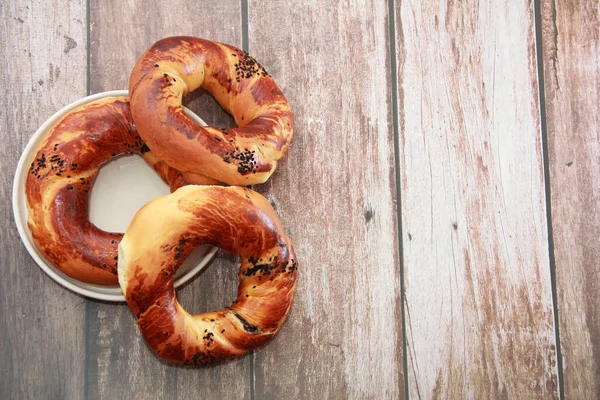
[26,96,193,285]
[128,36,293,186]
[118,185,297,365]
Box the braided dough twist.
[129,36,293,186]
[118,185,297,365]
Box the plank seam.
[84,0,92,397]
[533,0,565,398]
[86,0,91,96]
[242,2,253,398]
[387,0,409,398]
[241,0,249,53]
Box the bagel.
[25,96,192,285]
[118,185,297,365]
[128,36,293,186]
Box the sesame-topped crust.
[25,97,191,285]
[128,36,294,186]
[118,185,297,365]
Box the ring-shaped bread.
[26,96,191,285]
[129,36,293,186]
[118,185,297,365]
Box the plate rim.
[12,90,218,302]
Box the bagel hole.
[183,89,236,129]
[89,154,168,233]
[176,250,241,315]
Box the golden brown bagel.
[128,36,293,186]
[118,185,297,365]
[25,96,191,286]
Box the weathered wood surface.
[0,1,88,399]
[5,0,600,398]
[249,0,404,398]
[85,1,249,399]
[541,1,600,398]
[394,0,559,398]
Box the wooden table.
[1,1,598,399]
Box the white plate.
[12,90,217,302]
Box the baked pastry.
[129,36,293,186]
[26,96,190,285]
[118,185,297,365]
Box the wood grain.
[541,1,600,398]
[394,0,559,398]
[0,0,88,398]
[248,0,404,398]
[86,1,249,398]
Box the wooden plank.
[541,1,600,398]
[394,0,559,398]
[86,2,249,398]
[0,1,87,398]
[248,1,404,398]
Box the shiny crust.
[128,36,294,186]
[25,97,189,285]
[118,185,297,365]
